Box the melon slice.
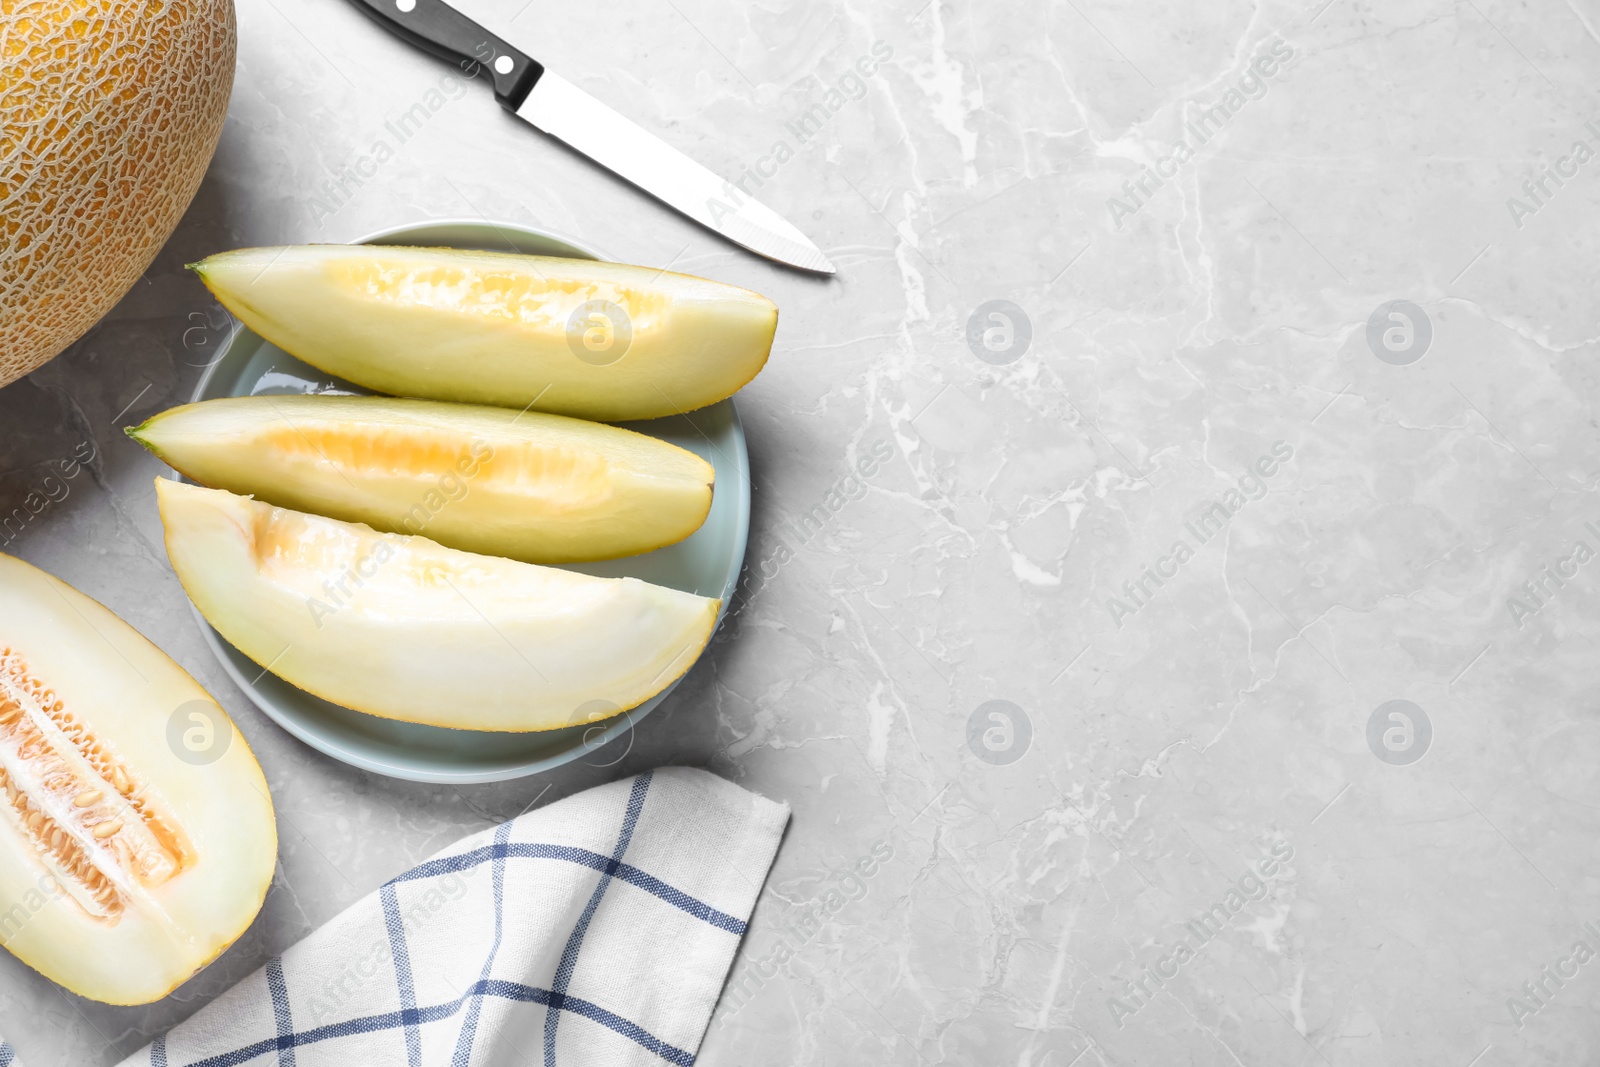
[0,554,276,1005]
[129,395,714,564]
[191,245,779,421]
[154,480,720,731]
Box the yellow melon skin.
[0,553,277,1005]
[0,0,236,388]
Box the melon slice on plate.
[129,395,714,563]
[191,245,779,421]
[0,553,276,1005]
[154,480,720,731]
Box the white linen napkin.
[104,766,788,1067]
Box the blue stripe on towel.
[450,820,514,1066]
[380,882,422,1067]
[172,774,705,1067]
[544,771,652,1067]
[174,977,694,1067]
[265,957,297,1066]
[390,842,746,934]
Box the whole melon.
[0,0,236,388]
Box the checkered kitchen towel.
[109,767,788,1067]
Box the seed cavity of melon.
[330,260,669,331]
[0,649,192,925]
[254,424,613,509]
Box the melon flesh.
[0,553,276,1005]
[129,395,714,563]
[191,245,779,421]
[155,480,720,731]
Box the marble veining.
[3,0,1600,1063]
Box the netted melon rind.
[0,0,236,387]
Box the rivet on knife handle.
[346,0,544,108]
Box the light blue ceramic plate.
[185,219,750,784]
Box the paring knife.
[347,0,836,273]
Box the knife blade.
[346,0,835,273]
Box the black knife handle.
[347,0,543,109]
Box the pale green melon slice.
[191,245,778,421]
[155,480,720,732]
[130,395,713,564]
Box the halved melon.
[154,480,720,731]
[191,246,779,421]
[129,395,714,563]
[0,553,276,1005]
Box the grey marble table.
[5,0,1600,1063]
